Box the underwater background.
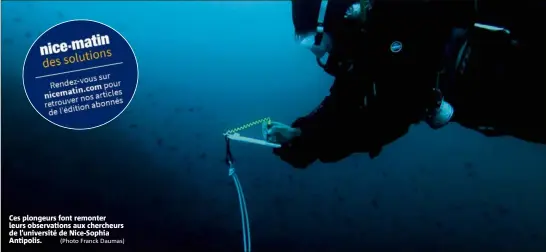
[2,1,545,251]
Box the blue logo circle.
[22,19,138,130]
[390,41,403,53]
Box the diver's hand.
[266,122,301,144]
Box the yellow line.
[225,117,271,134]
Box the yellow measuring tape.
[225,117,272,135]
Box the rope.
[223,117,276,252]
[230,166,251,252]
[225,136,251,252]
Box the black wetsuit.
[275,0,546,168]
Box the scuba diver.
[267,0,546,168]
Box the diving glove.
[264,121,301,144]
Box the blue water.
[2,1,546,251]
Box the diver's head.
[291,0,367,58]
[291,0,332,59]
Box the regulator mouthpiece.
[426,99,454,129]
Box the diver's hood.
[295,0,333,60]
[294,0,369,66]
